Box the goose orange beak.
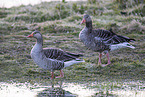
[27,33,34,37]
[80,18,86,24]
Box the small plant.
[0,9,8,18]
[88,0,97,4]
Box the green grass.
[0,0,145,96]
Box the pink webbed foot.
[55,70,64,78]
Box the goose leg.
[56,70,64,78]
[106,52,111,65]
[101,52,111,67]
[51,72,54,79]
[98,53,102,65]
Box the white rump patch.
[110,42,135,51]
[64,59,85,68]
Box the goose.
[79,14,135,66]
[27,30,84,79]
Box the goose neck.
[36,37,43,46]
[86,21,92,28]
[86,21,92,32]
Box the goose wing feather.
[43,48,82,61]
[93,29,114,44]
[93,29,135,44]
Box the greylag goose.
[27,30,84,79]
[80,14,135,66]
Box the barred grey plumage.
[43,48,83,61]
[28,30,84,79]
[80,14,135,66]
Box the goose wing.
[43,48,83,61]
[93,29,135,44]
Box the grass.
[0,0,145,96]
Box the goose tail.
[64,59,85,68]
[110,42,135,51]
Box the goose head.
[27,30,42,39]
[27,30,43,45]
[80,14,92,24]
